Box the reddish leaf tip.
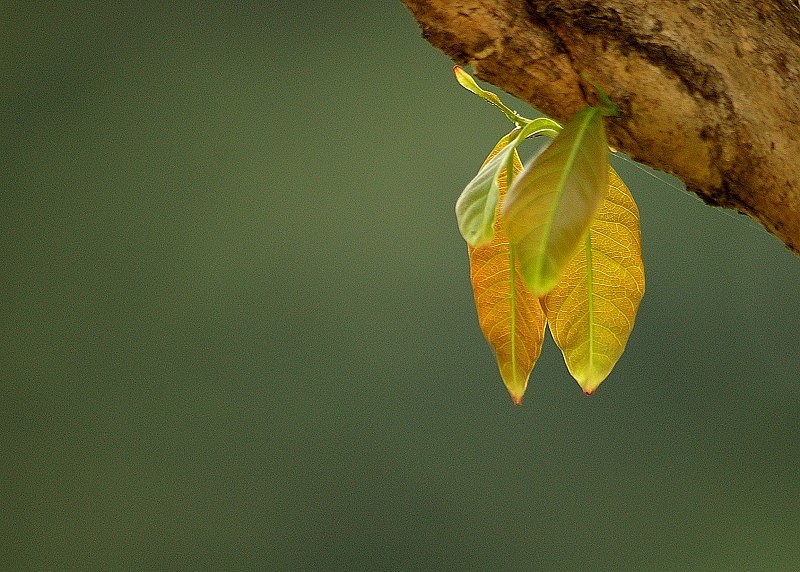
[511,394,524,406]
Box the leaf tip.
[453,65,474,89]
[520,269,559,298]
[504,376,529,405]
[501,368,530,406]
[578,376,605,396]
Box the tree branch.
[402,0,800,254]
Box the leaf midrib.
[534,108,599,279]
[584,230,595,383]
[509,243,518,384]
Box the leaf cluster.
[454,68,645,402]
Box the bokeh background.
[3,2,799,569]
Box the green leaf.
[543,168,645,395]
[456,129,520,247]
[502,106,609,296]
[453,66,523,125]
[456,120,554,247]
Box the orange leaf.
[468,133,547,404]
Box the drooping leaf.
[468,136,547,404]
[456,129,520,247]
[543,168,645,395]
[502,106,609,296]
[456,120,554,247]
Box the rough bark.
[402,0,800,254]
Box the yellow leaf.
[543,168,645,395]
[468,133,547,404]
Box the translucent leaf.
[503,107,609,296]
[468,136,547,404]
[456,130,520,247]
[456,120,552,247]
[543,168,645,395]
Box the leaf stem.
[454,66,564,130]
[579,72,619,116]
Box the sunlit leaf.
[543,168,645,395]
[503,106,609,296]
[456,121,553,247]
[456,129,520,247]
[468,135,547,404]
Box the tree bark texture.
[402,0,800,253]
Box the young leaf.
[453,66,523,125]
[456,120,553,247]
[456,128,520,247]
[502,106,609,296]
[468,136,547,404]
[543,168,645,395]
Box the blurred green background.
[3,2,799,569]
